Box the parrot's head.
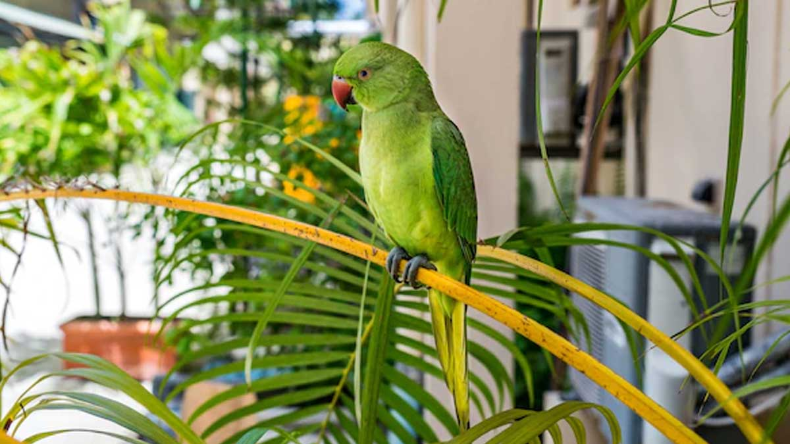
[332,42,434,112]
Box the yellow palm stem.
[0,432,20,443]
[478,245,769,444]
[0,188,723,444]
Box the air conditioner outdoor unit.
[568,197,756,444]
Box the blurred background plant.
[144,0,373,348]
[0,0,195,180]
[0,0,197,317]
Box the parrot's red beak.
[332,76,355,111]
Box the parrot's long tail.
[428,287,469,431]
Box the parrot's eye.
[358,69,371,80]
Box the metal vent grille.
[569,243,608,405]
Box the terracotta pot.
[60,317,176,381]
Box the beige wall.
[646,0,790,337]
[430,3,523,239]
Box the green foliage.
[169,0,361,196]
[0,353,203,443]
[243,200,345,386]
[720,0,749,266]
[0,0,196,179]
[147,1,365,316]
[359,276,396,443]
[443,403,620,444]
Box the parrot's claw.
[404,254,437,289]
[386,246,410,283]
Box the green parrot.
[332,42,477,431]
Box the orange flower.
[329,138,340,148]
[305,96,320,107]
[283,95,303,111]
[283,165,320,203]
[302,124,317,136]
[284,111,300,125]
[282,94,324,141]
[300,111,316,125]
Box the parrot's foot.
[386,246,410,283]
[404,254,437,289]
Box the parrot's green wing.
[430,116,478,275]
[430,115,477,430]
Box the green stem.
[81,208,102,317]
